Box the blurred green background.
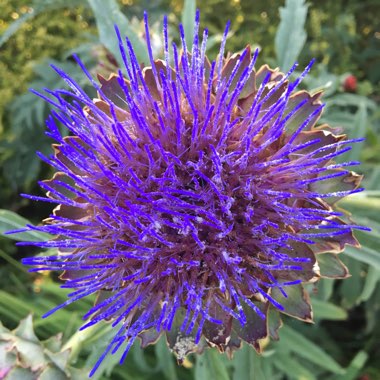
[0,0,379,379]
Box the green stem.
[62,322,108,363]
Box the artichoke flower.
[19,11,367,376]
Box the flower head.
[21,11,366,375]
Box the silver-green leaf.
[275,0,308,72]
[87,0,149,67]
[0,209,51,242]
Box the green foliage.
[0,314,89,379]
[0,0,94,204]
[306,0,380,83]
[0,0,379,379]
[181,0,196,48]
[0,0,91,114]
[0,59,96,195]
[275,0,308,71]
[279,326,344,374]
[195,349,230,380]
[0,209,52,241]
[0,0,88,48]
[88,0,149,66]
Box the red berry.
[344,75,357,92]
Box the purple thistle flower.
[19,11,367,375]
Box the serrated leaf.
[3,58,88,189]
[279,325,345,374]
[0,209,51,242]
[275,0,308,72]
[87,0,149,67]
[195,349,230,380]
